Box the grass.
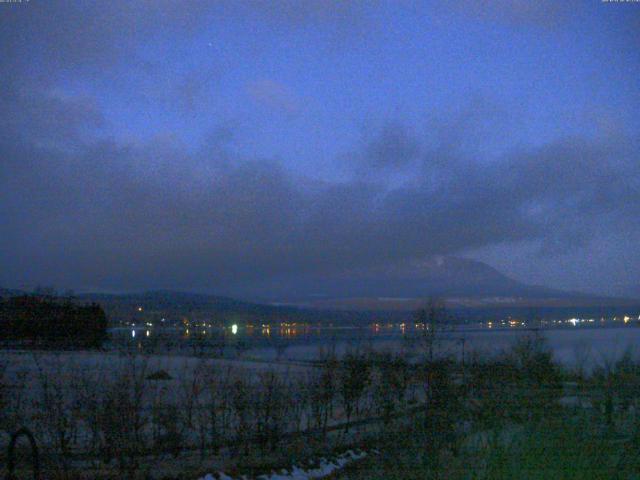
[338,411,640,480]
[468,418,636,480]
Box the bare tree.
[338,350,371,430]
[208,366,236,452]
[413,298,447,362]
[573,339,593,380]
[255,370,288,452]
[230,375,253,454]
[372,352,411,426]
[96,355,150,476]
[0,360,7,432]
[33,354,83,476]
[308,352,337,439]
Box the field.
[2,327,640,479]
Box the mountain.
[75,290,380,324]
[78,290,263,313]
[240,256,559,300]
[0,288,384,324]
[2,256,636,316]
[602,284,640,301]
[75,290,296,323]
[240,256,633,310]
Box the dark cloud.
[1,1,638,295]
[246,80,301,115]
[1,92,638,293]
[362,122,420,169]
[0,86,104,148]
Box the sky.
[1,0,639,297]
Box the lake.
[109,323,640,369]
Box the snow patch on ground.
[199,450,368,480]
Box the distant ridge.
[2,256,638,317]
[239,256,580,300]
[77,289,291,315]
[236,256,638,311]
[75,289,380,324]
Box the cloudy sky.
[1,0,639,296]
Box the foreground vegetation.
[339,338,640,480]
[2,324,640,479]
[0,295,108,349]
[340,410,640,480]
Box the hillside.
[233,256,638,311]
[240,256,580,304]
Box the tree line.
[0,295,108,348]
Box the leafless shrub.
[589,348,640,427]
[32,355,83,475]
[76,365,109,466]
[230,374,253,453]
[192,364,225,459]
[287,375,309,435]
[371,352,410,426]
[153,402,183,458]
[468,334,562,436]
[413,299,447,362]
[573,339,593,379]
[234,339,250,359]
[0,360,7,431]
[420,358,460,458]
[177,360,206,441]
[255,370,288,452]
[1,365,31,439]
[338,350,371,430]
[95,355,150,476]
[205,366,236,452]
[308,352,337,439]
